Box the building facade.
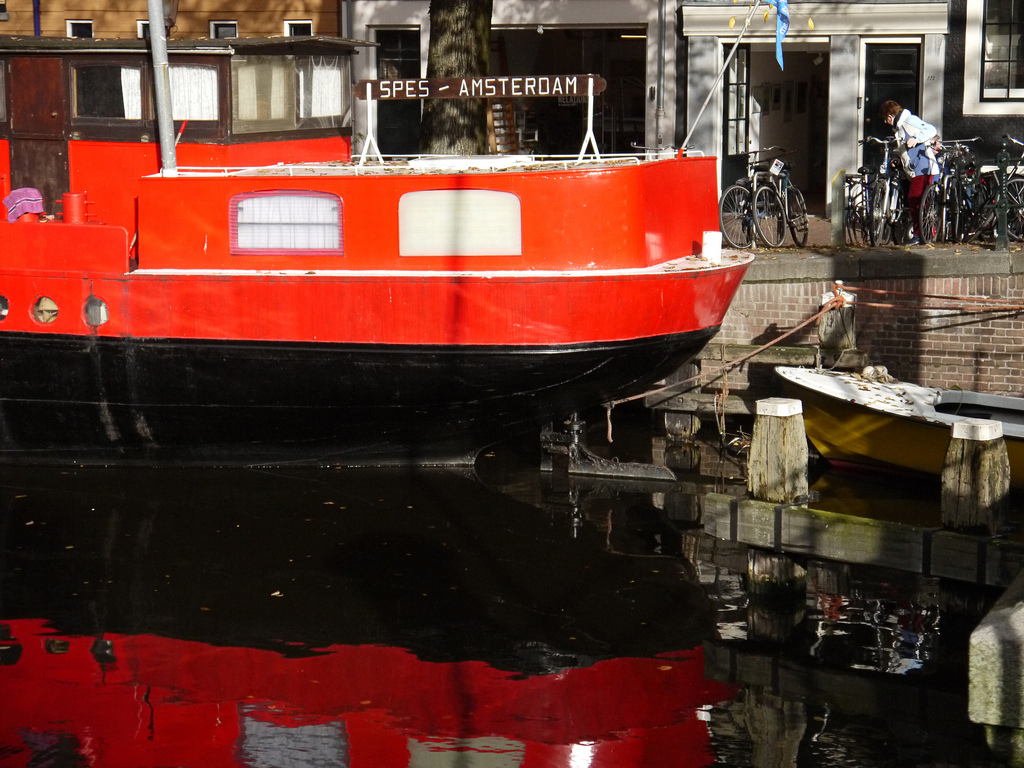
[348,0,1023,213]
[0,0,1019,215]
[0,0,339,40]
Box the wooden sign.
[356,75,606,100]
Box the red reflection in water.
[0,619,734,768]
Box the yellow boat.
[775,366,1024,488]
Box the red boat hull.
[0,328,716,464]
[0,157,749,465]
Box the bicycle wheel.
[753,185,786,247]
[919,182,942,244]
[719,184,754,248]
[869,178,891,245]
[844,188,868,246]
[1005,177,1024,242]
[891,183,911,245]
[945,181,963,242]
[786,185,809,247]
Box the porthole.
[84,296,109,327]
[0,296,8,321]
[32,296,58,324]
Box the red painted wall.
[66,136,352,231]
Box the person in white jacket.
[880,99,939,245]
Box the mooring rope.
[602,294,846,442]
[840,283,1024,312]
[601,278,1024,442]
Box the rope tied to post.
[839,284,1024,313]
[601,290,847,441]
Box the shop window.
[398,190,522,256]
[230,191,343,255]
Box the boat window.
[230,191,343,255]
[0,297,8,321]
[0,67,5,122]
[169,65,219,121]
[73,65,143,120]
[32,296,58,324]
[398,190,522,256]
[296,56,349,125]
[232,55,349,134]
[83,296,109,327]
[232,56,297,132]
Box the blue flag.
[768,0,790,70]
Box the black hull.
[0,329,718,466]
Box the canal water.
[0,407,1014,767]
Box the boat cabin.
[0,35,369,227]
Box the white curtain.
[309,57,342,117]
[120,67,142,119]
[169,65,219,120]
[270,64,288,120]
[236,65,257,121]
[236,194,341,251]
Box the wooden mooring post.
[700,400,1024,759]
[942,418,1009,535]
[745,398,809,609]
[703,403,1024,588]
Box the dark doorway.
[863,44,920,167]
[491,28,646,155]
[375,30,420,155]
[721,45,751,188]
[9,57,69,212]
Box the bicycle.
[843,140,879,245]
[998,134,1024,242]
[919,139,978,244]
[864,135,910,246]
[719,148,808,248]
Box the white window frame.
[137,20,149,39]
[964,0,1024,114]
[210,20,238,39]
[66,19,93,38]
[285,20,313,37]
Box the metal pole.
[655,0,666,148]
[681,0,763,153]
[997,141,1009,251]
[146,0,178,176]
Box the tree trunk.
[420,0,493,154]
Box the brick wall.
[707,254,1024,398]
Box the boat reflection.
[0,463,734,768]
